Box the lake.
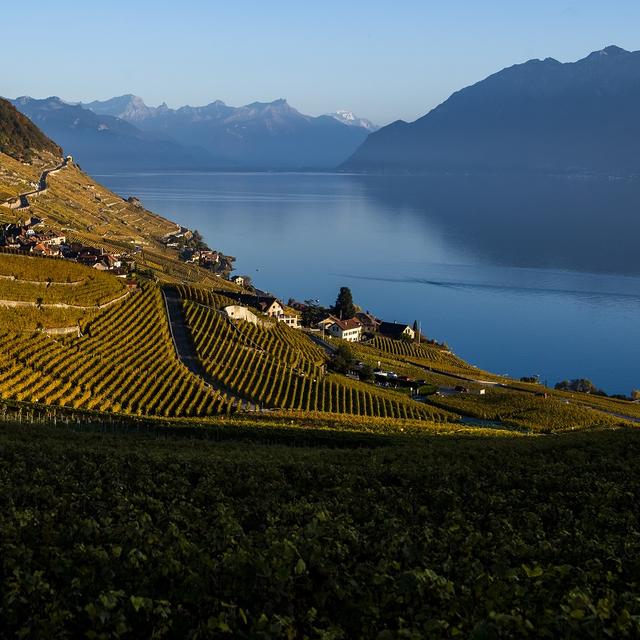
[97,171,640,396]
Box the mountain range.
[9,95,375,172]
[344,45,640,175]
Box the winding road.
[5,157,68,211]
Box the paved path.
[305,331,337,355]
[5,158,68,210]
[161,286,261,412]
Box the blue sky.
[4,1,639,124]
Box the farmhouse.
[224,305,261,326]
[317,315,340,331]
[356,311,381,333]
[379,321,415,340]
[220,292,301,328]
[327,317,363,342]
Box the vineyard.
[366,335,484,375]
[425,387,631,432]
[0,423,638,638]
[0,285,229,417]
[0,252,100,283]
[181,289,453,421]
[0,253,126,307]
[0,306,89,332]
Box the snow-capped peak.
[326,110,378,132]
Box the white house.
[224,305,262,326]
[278,312,301,329]
[327,317,362,342]
[257,298,285,318]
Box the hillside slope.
[0,97,61,162]
[344,45,640,174]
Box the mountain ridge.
[10,96,214,172]
[12,95,373,170]
[81,95,372,169]
[343,45,640,174]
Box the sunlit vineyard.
[0,285,229,416]
[367,335,482,374]
[0,305,90,331]
[0,253,126,306]
[183,297,453,420]
[176,283,239,310]
[0,252,96,282]
[426,387,627,432]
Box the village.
[0,215,135,275]
[213,287,474,396]
[0,213,480,397]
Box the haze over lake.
[99,171,640,395]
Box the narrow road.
[6,157,68,210]
[161,286,260,412]
[305,331,337,355]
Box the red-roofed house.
[327,317,363,342]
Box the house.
[317,315,340,331]
[224,305,261,326]
[379,321,416,341]
[327,317,363,342]
[356,311,381,333]
[24,216,43,227]
[31,242,60,257]
[44,233,67,247]
[279,310,301,329]
[220,292,285,318]
[231,275,246,287]
[258,298,284,317]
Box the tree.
[329,343,355,374]
[359,363,375,382]
[301,300,328,327]
[412,320,419,343]
[333,287,356,320]
[555,379,607,396]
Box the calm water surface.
[98,171,640,395]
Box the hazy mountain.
[84,95,371,169]
[11,97,214,172]
[344,45,640,174]
[82,94,157,123]
[0,97,61,161]
[326,110,379,132]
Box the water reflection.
[97,171,640,394]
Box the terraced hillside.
[0,106,638,432]
[0,255,229,417]
[179,286,464,422]
[0,253,126,331]
[0,156,239,288]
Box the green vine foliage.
[0,424,638,638]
